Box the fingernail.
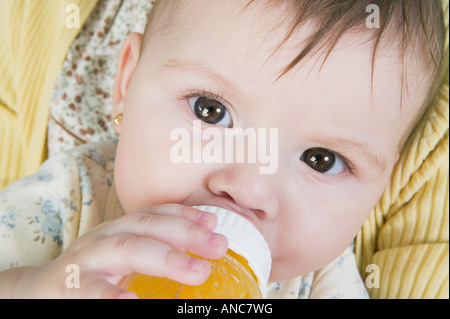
[186,257,207,272]
[198,211,216,228]
[208,232,225,247]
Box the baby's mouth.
[193,201,257,225]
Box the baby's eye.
[188,96,232,127]
[301,148,346,175]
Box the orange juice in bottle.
[117,206,271,298]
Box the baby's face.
[113,0,426,282]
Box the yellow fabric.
[355,1,449,299]
[0,0,99,190]
[0,0,448,299]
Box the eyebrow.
[327,137,387,173]
[161,59,387,173]
[160,58,240,96]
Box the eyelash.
[179,89,356,180]
[182,89,228,109]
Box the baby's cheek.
[288,221,357,275]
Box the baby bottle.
[117,205,272,298]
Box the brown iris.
[302,148,336,173]
[193,97,226,124]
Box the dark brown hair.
[257,1,445,75]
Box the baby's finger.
[103,211,228,260]
[134,204,218,231]
[76,272,137,299]
[84,235,212,286]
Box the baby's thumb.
[72,271,137,299]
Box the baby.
[0,0,445,298]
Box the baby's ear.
[114,32,142,102]
[112,32,143,135]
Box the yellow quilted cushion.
[0,0,99,190]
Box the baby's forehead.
[145,0,440,116]
[146,0,441,75]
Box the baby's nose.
[207,162,279,220]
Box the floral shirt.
[0,141,368,299]
[47,0,154,157]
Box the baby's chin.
[268,260,313,283]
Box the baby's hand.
[11,204,228,298]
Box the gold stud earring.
[113,113,123,126]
